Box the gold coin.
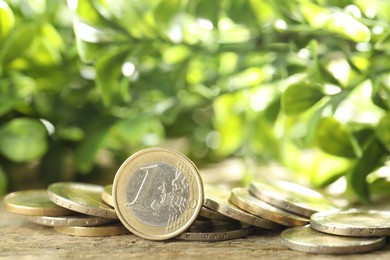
[310,209,390,237]
[204,184,282,230]
[281,225,385,254]
[54,223,130,237]
[199,206,235,222]
[113,147,204,240]
[229,187,309,227]
[28,214,115,227]
[47,182,117,219]
[177,222,253,241]
[3,189,73,216]
[249,180,336,217]
[101,184,114,207]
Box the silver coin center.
[126,162,190,227]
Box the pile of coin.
[3,147,390,254]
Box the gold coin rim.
[177,223,253,241]
[249,180,335,217]
[204,185,282,230]
[310,209,390,237]
[54,223,129,236]
[113,147,204,240]
[47,182,117,219]
[4,189,72,216]
[101,184,114,207]
[28,214,115,227]
[199,206,234,222]
[229,187,309,227]
[281,225,386,254]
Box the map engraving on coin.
[126,162,190,227]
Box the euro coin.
[281,225,385,254]
[54,223,129,237]
[204,184,282,230]
[101,184,114,207]
[47,182,117,219]
[249,180,336,217]
[310,209,390,237]
[199,206,235,222]
[28,214,115,227]
[229,187,309,227]
[177,222,253,241]
[113,147,204,240]
[4,189,73,216]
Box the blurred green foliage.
[0,0,389,202]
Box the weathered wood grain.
[1,200,389,260]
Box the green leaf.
[0,0,15,41]
[0,165,7,195]
[370,177,390,197]
[162,45,190,64]
[300,2,331,28]
[75,124,112,173]
[0,118,48,162]
[0,23,38,63]
[301,3,370,42]
[154,0,182,29]
[347,138,387,202]
[374,32,390,51]
[0,81,23,116]
[227,0,256,28]
[376,113,390,151]
[323,13,371,43]
[227,67,264,90]
[95,47,130,106]
[106,115,164,149]
[75,37,106,63]
[76,0,111,27]
[192,0,218,27]
[212,94,244,157]
[316,117,362,158]
[281,82,324,115]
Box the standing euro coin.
[113,147,204,240]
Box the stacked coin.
[280,208,390,255]
[3,185,126,236]
[226,179,388,254]
[3,147,390,253]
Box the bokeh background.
[0,0,389,203]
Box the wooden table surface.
[1,200,390,260]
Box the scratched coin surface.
[28,214,115,227]
[3,189,73,216]
[177,222,253,241]
[310,209,390,237]
[54,223,129,237]
[101,184,114,207]
[113,147,204,240]
[281,225,385,254]
[47,182,117,219]
[249,180,336,217]
[204,184,282,230]
[229,187,309,227]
